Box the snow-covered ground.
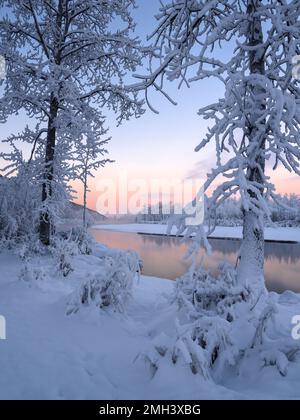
[0,249,300,400]
[93,223,300,243]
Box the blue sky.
[2,0,218,183]
[98,0,300,207]
[1,0,299,210]
[103,0,223,183]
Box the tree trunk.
[39,1,63,246]
[39,94,59,245]
[83,169,88,231]
[238,0,266,291]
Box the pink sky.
[74,165,300,213]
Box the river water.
[90,229,300,294]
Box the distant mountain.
[62,202,107,227]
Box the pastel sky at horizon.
[81,0,300,212]
[1,0,299,213]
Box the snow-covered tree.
[132,0,300,380]
[135,0,300,290]
[0,0,147,245]
[0,124,74,241]
[72,119,112,230]
[0,165,40,242]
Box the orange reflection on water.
[90,230,300,294]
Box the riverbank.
[0,248,300,399]
[93,223,300,244]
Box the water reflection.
[90,229,300,294]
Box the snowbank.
[93,223,300,243]
[0,250,300,400]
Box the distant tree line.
[136,196,300,227]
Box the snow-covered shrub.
[69,227,95,255]
[175,262,251,323]
[19,261,49,285]
[146,263,300,381]
[50,237,80,278]
[58,227,96,255]
[158,264,251,379]
[49,229,98,277]
[0,171,39,242]
[66,250,140,314]
[239,296,300,378]
[0,162,69,246]
[49,229,96,277]
[16,234,47,260]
